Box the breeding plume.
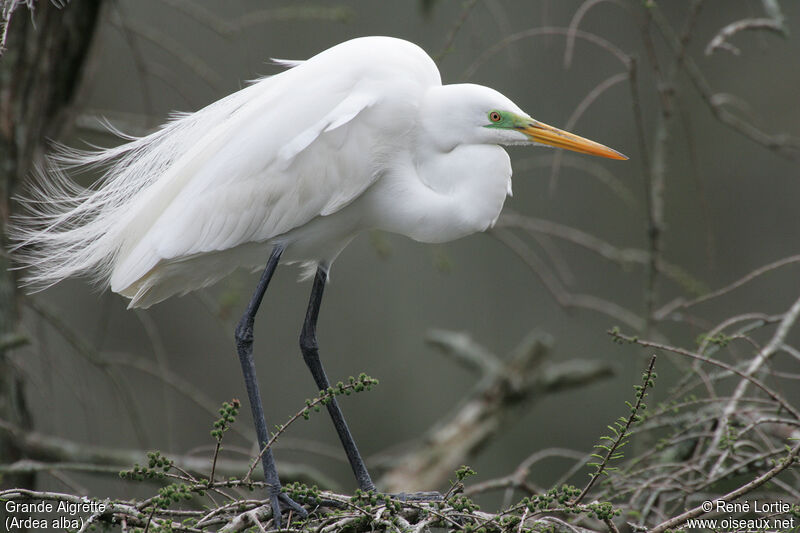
[12,36,626,524]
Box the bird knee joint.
[235,317,254,344]
[299,334,318,354]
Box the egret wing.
[12,37,441,307]
[109,38,441,296]
[109,84,380,293]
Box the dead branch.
[0,418,336,488]
[649,440,800,533]
[378,330,613,492]
[706,0,788,57]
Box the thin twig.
[549,71,628,191]
[706,293,800,475]
[572,354,656,505]
[461,26,630,81]
[706,17,787,56]
[649,3,800,158]
[492,228,646,330]
[649,440,800,533]
[564,0,627,68]
[244,377,376,482]
[435,0,480,63]
[609,329,800,420]
[655,255,800,319]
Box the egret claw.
[279,492,309,517]
[269,493,282,529]
[267,492,307,529]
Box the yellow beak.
[521,119,628,160]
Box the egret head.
[421,83,626,160]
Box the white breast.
[360,144,512,244]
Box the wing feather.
[111,88,380,289]
[12,36,441,305]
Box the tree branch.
[379,331,613,492]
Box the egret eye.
[489,111,502,122]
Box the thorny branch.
[572,354,657,506]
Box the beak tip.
[522,120,628,161]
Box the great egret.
[12,36,626,524]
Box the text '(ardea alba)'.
[12,36,627,525]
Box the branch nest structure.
[0,483,624,533]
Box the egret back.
[11,37,441,308]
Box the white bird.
[12,36,626,524]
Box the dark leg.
[235,245,306,527]
[299,267,377,491]
[299,267,442,502]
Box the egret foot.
[269,492,308,528]
[245,494,307,530]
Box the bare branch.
[564,0,628,68]
[0,0,34,55]
[461,26,630,81]
[379,332,612,492]
[649,440,800,533]
[650,3,800,158]
[609,329,800,420]
[655,255,800,320]
[706,293,800,475]
[492,228,646,330]
[706,12,788,56]
[425,329,504,377]
[549,71,628,191]
[435,0,480,63]
[0,418,335,487]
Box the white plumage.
[11,36,625,308]
[10,37,628,521]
